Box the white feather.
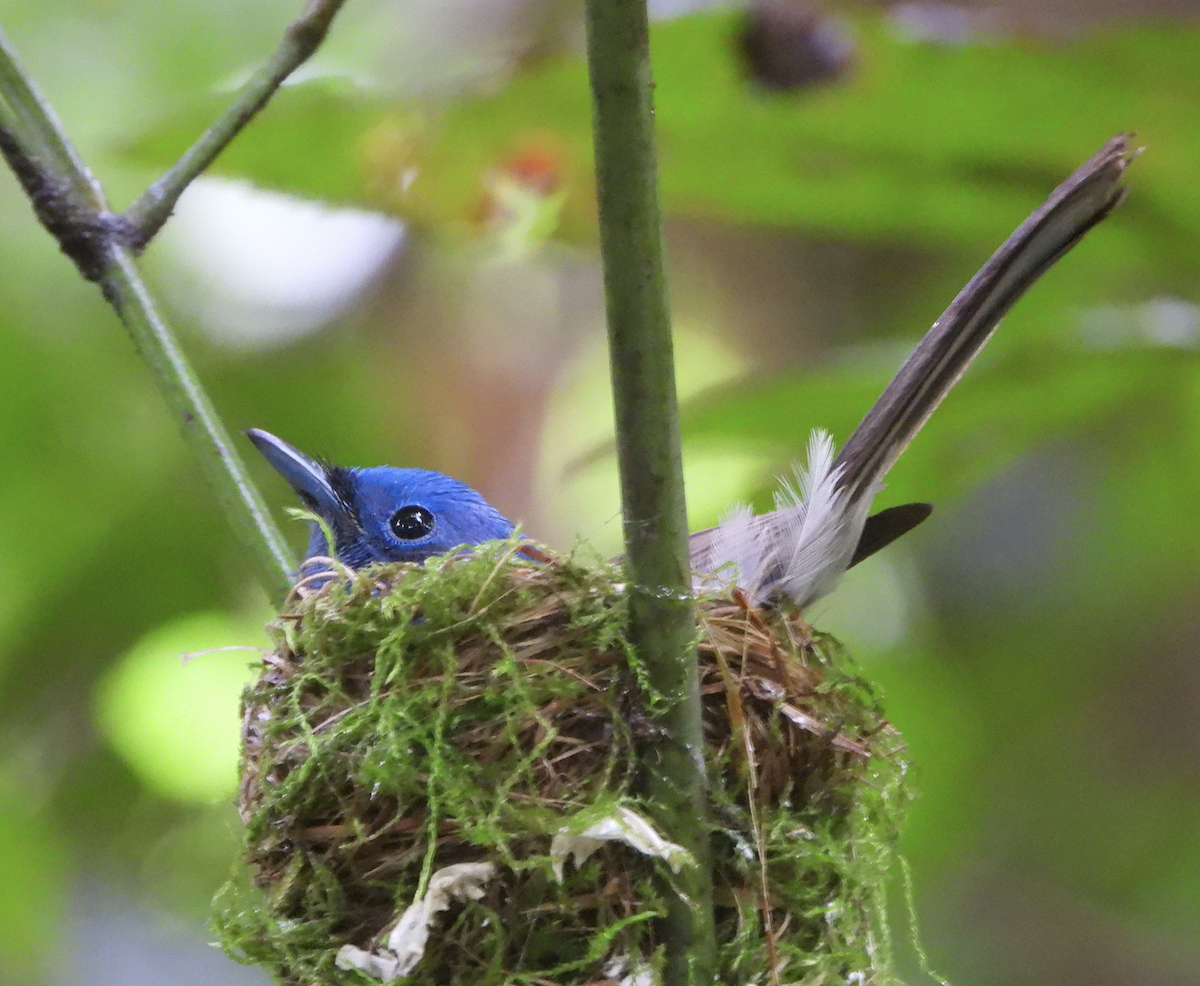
[696,502,760,598]
[771,431,871,607]
[691,430,877,609]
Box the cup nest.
[215,541,910,986]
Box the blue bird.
[249,138,1127,607]
[246,429,515,570]
[248,424,925,605]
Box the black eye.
[389,505,435,540]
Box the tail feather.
[832,135,1133,504]
[689,135,1134,609]
[695,432,870,608]
[766,431,870,607]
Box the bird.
[250,136,1130,610]
[244,430,517,571]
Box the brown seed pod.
[739,1,857,92]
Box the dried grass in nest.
[216,540,910,986]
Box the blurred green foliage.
[2,2,1200,985]
[125,11,1199,263]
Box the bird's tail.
[832,135,1133,505]
[690,134,1135,608]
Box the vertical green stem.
[582,3,714,984]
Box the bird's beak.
[246,429,345,519]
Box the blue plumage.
[247,430,514,570]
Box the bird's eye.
[389,505,435,540]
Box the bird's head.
[247,429,515,569]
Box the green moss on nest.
[215,541,910,985]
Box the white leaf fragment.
[605,952,660,986]
[335,862,497,982]
[551,806,693,881]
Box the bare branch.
[0,24,297,600]
[123,0,350,247]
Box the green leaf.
[120,12,1200,270]
[0,797,66,980]
[120,79,395,206]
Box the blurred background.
[1,0,1199,983]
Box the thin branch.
[0,27,103,209]
[583,2,715,985]
[0,26,297,600]
[101,246,298,596]
[123,0,350,247]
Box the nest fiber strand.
[216,542,910,985]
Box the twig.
[0,15,324,600]
[0,28,103,209]
[101,245,297,596]
[123,0,350,247]
[583,2,715,984]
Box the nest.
[216,541,910,986]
